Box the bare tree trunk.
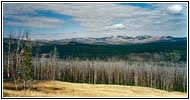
[7,39,11,78]
[7,49,10,78]
[54,46,57,80]
[14,31,21,90]
[94,69,97,84]
[7,29,14,78]
[41,60,43,80]
[34,47,39,79]
[24,80,26,91]
[14,78,18,90]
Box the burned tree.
[7,29,14,78]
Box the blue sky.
[119,3,151,7]
[3,3,187,40]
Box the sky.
[3,2,188,40]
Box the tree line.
[3,29,187,92]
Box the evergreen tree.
[19,46,34,90]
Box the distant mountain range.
[35,35,187,45]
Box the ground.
[3,80,187,97]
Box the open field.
[3,80,187,97]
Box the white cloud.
[167,4,183,14]
[3,3,65,28]
[3,3,187,39]
[6,16,64,28]
[105,24,124,30]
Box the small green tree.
[19,46,34,90]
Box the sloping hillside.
[3,81,187,97]
[3,38,187,61]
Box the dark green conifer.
[19,46,34,90]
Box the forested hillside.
[3,38,187,62]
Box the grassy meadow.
[3,80,187,97]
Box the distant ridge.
[33,35,187,45]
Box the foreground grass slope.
[3,81,187,97]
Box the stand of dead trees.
[4,29,34,91]
[3,30,187,92]
[31,58,187,92]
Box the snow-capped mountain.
[35,35,187,45]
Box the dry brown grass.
[3,80,187,97]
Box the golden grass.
[3,80,187,97]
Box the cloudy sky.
[3,3,187,40]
